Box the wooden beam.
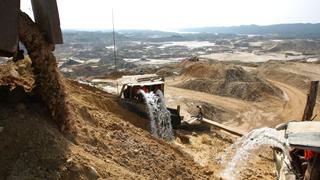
[201,118,245,137]
[31,0,63,44]
[302,81,319,121]
[0,0,19,55]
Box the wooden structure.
[0,0,63,57]
[183,116,244,137]
[31,0,63,44]
[0,0,20,56]
[201,118,245,137]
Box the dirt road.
[268,79,306,121]
[166,86,252,113]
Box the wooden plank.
[201,118,245,137]
[183,117,198,124]
[0,0,19,55]
[31,0,63,44]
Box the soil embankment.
[176,61,283,101]
[0,60,215,179]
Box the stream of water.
[218,127,289,179]
[139,89,174,141]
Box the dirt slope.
[177,61,283,101]
[0,65,215,179]
[258,61,320,100]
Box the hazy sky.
[21,0,320,31]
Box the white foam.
[219,127,289,179]
[139,90,174,141]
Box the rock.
[177,134,190,144]
[9,69,20,78]
[86,166,99,179]
[66,158,73,163]
[204,170,214,175]
[0,126,3,133]
[133,149,139,153]
[17,64,27,74]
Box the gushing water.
[219,127,289,179]
[139,89,174,141]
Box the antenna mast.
[112,9,117,71]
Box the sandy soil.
[0,61,217,179]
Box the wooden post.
[302,81,319,121]
[301,81,320,180]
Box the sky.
[21,0,320,31]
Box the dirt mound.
[0,58,34,92]
[178,62,283,101]
[263,40,320,54]
[0,77,216,179]
[258,61,320,100]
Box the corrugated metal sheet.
[286,121,320,152]
[119,74,164,85]
[31,0,63,44]
[0,0,19,56]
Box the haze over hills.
[61,23,320,38]
[181,23,320,37]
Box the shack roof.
[118,74,164,86]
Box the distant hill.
[181,24,320,37]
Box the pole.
[112,8,117,71]
[302,81,319,121]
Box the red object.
[142,86,149,93]
[305,150,316,161]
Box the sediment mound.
[177,61,283,101]
[264,40,320,54]
[0,58,34,92]
[258,61,320,100]
[0,63,214,179]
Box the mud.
[18,11,69,131]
